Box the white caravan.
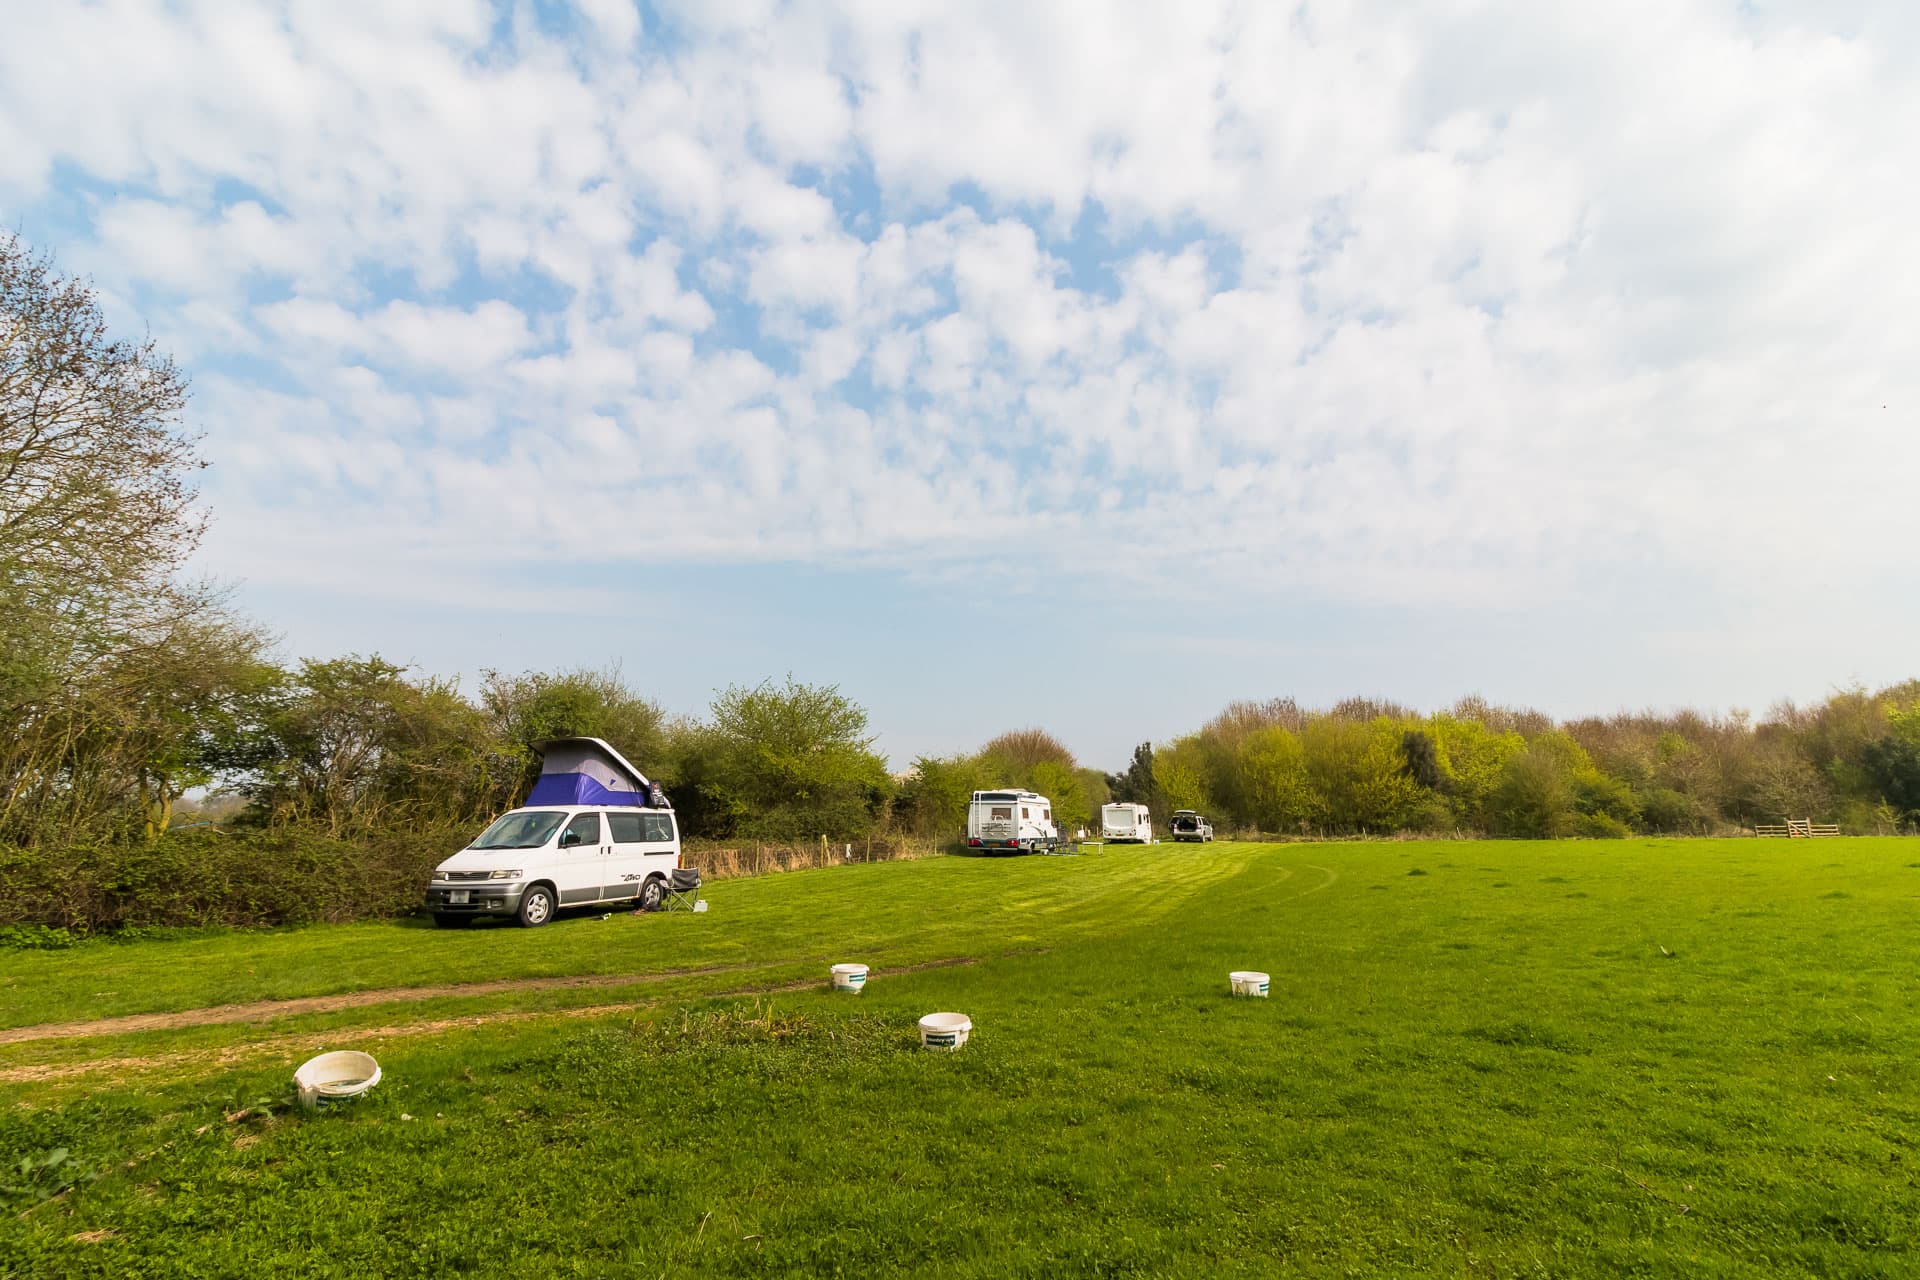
[1101,802,1154,843]
[966,789,1058,854]
[425,737,680,927]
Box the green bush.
[1638,787,1706,833]
[0,825,466,932]
[1568,812,1631,839]
[1488,749,1573,838]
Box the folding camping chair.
[660,867,703,912]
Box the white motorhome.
[1101,802,1154,843]
[425,737,680,927]
[966,789,1058,854]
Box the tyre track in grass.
[1298,864,1339,895]
[0,961,781,1045]
[0,954,999,1083]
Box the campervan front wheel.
[516,884,555,928]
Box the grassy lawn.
[3,838,1916,1277]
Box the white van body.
[966,789,1057,854]
[424,737,680,926]
[426,804,681,926]
[1101,802,1154,843]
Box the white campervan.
[1101,802,1154,843]
[966,789,1058,854]
[425,738,680,927]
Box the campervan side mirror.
[559,831,580,848]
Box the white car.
[425,738,680,926]
[1169,810,1214,842]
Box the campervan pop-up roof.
[527,737,662,808]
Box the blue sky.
[4,0,1916,768]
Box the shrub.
[0,826,465,932]
[1638,787,1705,833]
[1569,812,1631,839]
[1488,748,1573,838]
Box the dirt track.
[0,955,985,1082]
[0,962,776,1046]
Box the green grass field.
[4,838,1916,1277]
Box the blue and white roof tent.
[526,737,667,808]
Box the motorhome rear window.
[990,806,1013,820]
[471,811,566,850]
[978,792,1020,801]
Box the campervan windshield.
[471,810,566,850]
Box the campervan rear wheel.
[516,884,555,928]
[637,877,665,912]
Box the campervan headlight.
[488,869,523,880]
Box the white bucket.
[830,963,869,993]
[1229,970,1270,998]
[294,1050,382,1110]
[918,1011,971,1051]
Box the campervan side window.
[1021,807,1030,819]
[610,812,676,843]
[561,812,601,846]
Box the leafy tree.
[1399,729,1444,791]
[1864,699,1920,823]
[699,677,891,839]
[240,657,498,835]
[1,232,202,621]
[978,728,1075,778]
[1232,725,1320,833]
[1426,714,1525,829]
[0,232,242,844]
[480,666,666,802]
[1152,736,1212,815]
[1301,718,1424,833]
[1105,742,1160,811]
[1028,760,1090,831]
[895,753,991,838]
[1488,745,1574,838]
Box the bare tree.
[1,232,203,612]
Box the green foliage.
[1568,811,1632,839]
[1231,725,1320,833]
[1572,771,1641,827]
[697,677,892,839]
[1489,746,1574,838]
[3,1146,98,1206]
[1301,718,1426,833]
[479,666,666,802]
[1637,787,1706,833]
[1104,741,1160,811]
[896,727,1098,837]
[1426,714,1526,829]
[1150,736,1212,815]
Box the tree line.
[6,229,1920,932]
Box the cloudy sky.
[4,0,1915,767]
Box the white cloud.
[0,0,1913,626]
